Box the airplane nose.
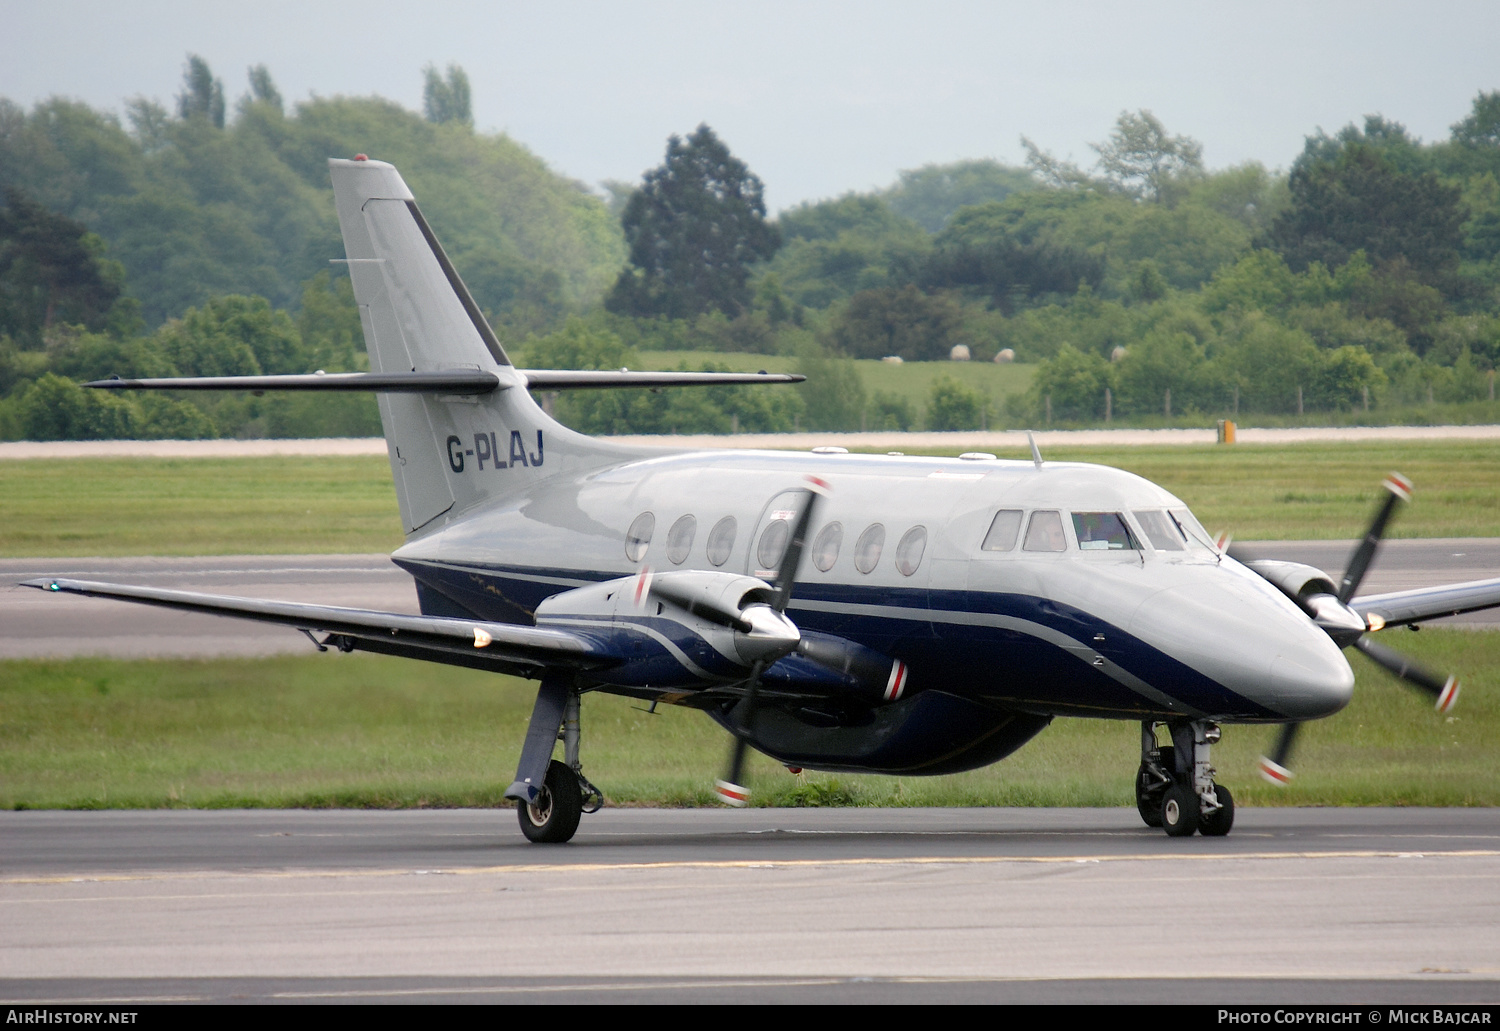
[1128,576,1354,721]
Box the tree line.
[2,54,1499,438]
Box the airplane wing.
[1350,577,1500,629]
[21,578,618,678]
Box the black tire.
[1135,764,1164,827]
[1161,783,1200,837]
[517,760,583,844]
[1134,745,1174,828]
[1199,783,1235,837]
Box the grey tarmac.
[1,808,1498,1004]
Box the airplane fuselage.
[392,447,1355,766]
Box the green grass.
[2,628,1494,809]
[2,440,1497,556]
[637,350,1035,409]
[0,455,404,556]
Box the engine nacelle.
[533,570,796,687]
[1240,560,1337,602]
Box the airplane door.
[745,489,810,580]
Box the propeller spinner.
[710,477,827,806]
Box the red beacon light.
[353,154,368,161]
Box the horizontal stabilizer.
[84,370,803,393]
[522,370,804,390]
[23,578,614,675]
[85,371,502,394]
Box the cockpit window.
[1022,510,1067,553]
[1072,512,1138,551]
[1133,510,1185,551]
[981,509,1023,552]
[1169,508,1218,552]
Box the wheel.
[1135,745,1174,828]
[1161,783,1200,837]
[1199,783,1235,837]
[1135,764,1163,827]
[517,760,583,843]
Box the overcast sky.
[4,1,1499,212]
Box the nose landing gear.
[1136,720,1234,837]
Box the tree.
[829,284,962,361]
[607,125,780,320]
[1091,110,1204,204]
[246,65,283,114]
[0,187,122,343]
[879,159,1035,233]
[1452,91,1500,153]
[177,55,225,129]
[926,375,987,430]
[1267,143,1465,286]
[423,64,472,127]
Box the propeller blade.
[1258,723,1300,785]
[1338,474,1411,604]
[770,477,828,614]
[648,579,754,633]
[716,660,766,807]
[1353,636,1461,713]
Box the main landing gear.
[506,678,604,844]
[1136,720,1234,838]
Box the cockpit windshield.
[1071,512,1138,551]
[1133,508,1217,553]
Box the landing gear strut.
[506,679,603,843]
[1136,720,1233,838]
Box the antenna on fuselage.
[1027,431,1044,469]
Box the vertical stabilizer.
[328,157,624,537]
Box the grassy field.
[638,350,1035,407]
[1,627,1493,810]
[1,440,1497,557]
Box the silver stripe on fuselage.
[790,598,1199,716]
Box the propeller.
[1250,473,1462,784]
[714,477,828,806]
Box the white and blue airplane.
[29,157,1499,842]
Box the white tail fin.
[328,157,622,536]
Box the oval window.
[757,519,790,571]
[854,523,885,574]
[812,521,843,572]
[624,512,655,562]
[666,514,696,564]
[895,526,927,576]
[706,516,736,567]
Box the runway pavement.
[2,807,1498,1004]
[2,538,1497,659]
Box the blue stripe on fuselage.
[395,558,1279,720]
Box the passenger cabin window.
[625,512,655,562]
[1133,510,1185,551]
[757,519,790,570]
[1022,510,1067,553]
[706,516,736,567]
[666,514,696,564]
[981,510,1023,551]
[895,526,927,576]
[812,521,843,571]
[1072,512,1138,551]
[854,523,885,573]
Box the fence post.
[1363,385,1369,412]
[1297,385,1303,416]
[1105,387,1112,423]
[1164,388,1171,419]
[1045,394,1052,425]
